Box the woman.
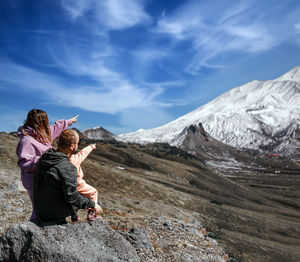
[16,109,78,221]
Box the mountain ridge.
[82,126,116,141]
[116,66,300,156]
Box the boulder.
[0,219,140,262]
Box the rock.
[9,180,27,192]
[183,253,196,261]
[2,204,11,211]
[186,227,204,238]
[0,191,5,199]
[207,232,219,239]
[206,236,218,245]
[0,219,140,262]
[119,227,153,250]
[155,217,172,229]
[176,220,203,230]
[210,200,223,206]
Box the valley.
[85,136,300,262]
[2,130,299,261]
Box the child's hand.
[90,144,96,149]
[95,204,103,215]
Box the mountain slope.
[117,66,300,155]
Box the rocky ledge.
[0,219,140,262]
[0,215,229,262]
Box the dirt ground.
[1,132,300,261]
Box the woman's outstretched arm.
[49,115,78,140]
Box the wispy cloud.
[97,0,151,30]
[132,48,167,65]
[0,58,174,132]
[55,83,166,113]
[228,29,274,54]
[61,0,151,30]
[218,1,251,24]
[60,0,94,20]
[153,0,295,73]
[0,61,166,114]
[295,22,300,34]
[154,5,203,40]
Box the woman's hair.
[23,109,51,143]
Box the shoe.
[71,213,81,222]
[87,209,99,221]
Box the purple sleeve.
[17,141,40,173]
[49,119,73,140]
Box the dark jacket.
[33,148,95,223]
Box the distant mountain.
[117,66,300,156]
[178,123,243,159]
[82,126,116,141]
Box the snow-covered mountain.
[82,126,116,141]
[117,66,300,155]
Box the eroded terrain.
[1,131,300,261]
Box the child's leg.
[90,190,98,204]
[77,183,98,204]
[77,181,100,221]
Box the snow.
[109,67,300,151]
[275,66,300,82]
[82,126,102,132]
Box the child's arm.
[70,144,96,166]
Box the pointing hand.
[71,115,79,124]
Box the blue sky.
[1,0,300,134]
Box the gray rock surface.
[0,219,140,262]
[7,180,26,193]
[119,227,153,250]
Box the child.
[69,143,100,221]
